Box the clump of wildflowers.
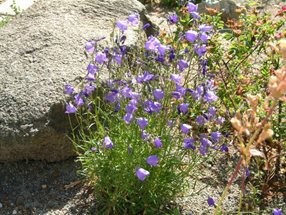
[65,5,230,214]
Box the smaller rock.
[0,202,2,208]
[12,209,17,214]
[198,0,246,21]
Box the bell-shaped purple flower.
[95,52,108,64]
[208,106,216,116]
[150,101,162,113]
[207,197,215,207]
[199,145,208,156]
[136,168,150,181]
[136,71,155,83]
[125,102,137,114]
[171,74,182,85]
[185,30,198,43]
[87,63,98,74]
[141,131,150,141]
[221,144,229,152]
[200,33,210,43]
[121,86,132,98]
[116,20,128,31]
[104,136,113,149]
[84,84,95,96]
[114,54,122,64]
[199,24,213,33]
[201,138,212,147]
[105,90,119,103]
[74,94,84,106]
[186,2,198,12]
[168,14,179,24]
[128,13,139,26]
[146,155,159,167]
[204,90,218,103]
[145,36,161,51]
[65,102,77,114]
[216,116,225,124]
[181,124,192,134]
[154,137,162,148]
[196,116,207,125]
[194,44,207,56]
[137,117,148,130]
[123,113,134,124]
[178,103,189,114]
[190,12,201,19]
[178,59,189,72]
[85,40,95,53]
[64,84,74,95]
[157,44,168,56]
[153,89,164,101]
[183,138,196,149]
[272,209,283,215]
[211,131,222,143]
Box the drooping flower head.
[146,155,159,166]
[185,30,198,43]
[181,124,192,134]
[116,20,128,31]
[272,209,283,215]
[85,40,95,53]
[171,74,182,85]
[104,136,113,149]
[186,2,198,12]
[168,14,179,24]
[74,94,84,107]
[64,84,74,95]
[153,89,164,101]
[137,117,148,130]
[207,197,215,207]
[124,113,134,124]
[199,24,213,33]
[136,168,150,181]
[211,131,222,143]
[128,13,139,26]
[178,59,189,72]
[65,102,77,114]
[154,137,162,148]
[204,90,218,103]
[95,52,108,64]
[183,138,196,149]
[145,36,161,52]
[178,103,189,114]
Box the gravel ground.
[0,153,240,215]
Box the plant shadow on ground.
[0,158,96,215]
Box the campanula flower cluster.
[62,4,236,214]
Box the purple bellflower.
[65,102,77,114]
[146,155,159,167]
[136,168,150,181]
[116,20,128,31]
[154,137,162,148]
[137,117,148,130]
[104,136,113,149]
[64,84,74,95]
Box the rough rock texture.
[0,0,145,161]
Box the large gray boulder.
[0,0,145,161]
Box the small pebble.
[0,202,2,208]
[41,184,47,189]
[12,209,17,214]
